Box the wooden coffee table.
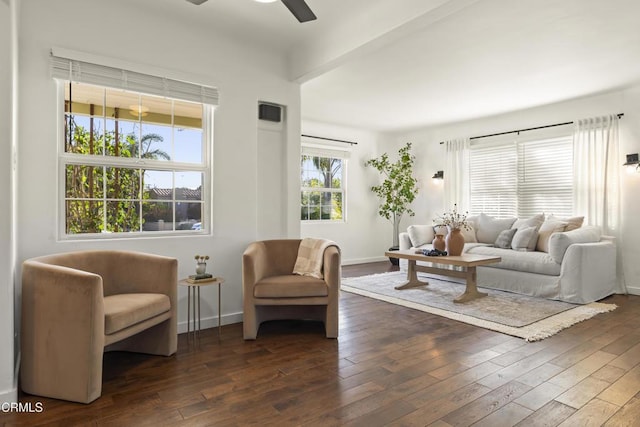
[385,250,501,303]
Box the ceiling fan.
[186,0,317,23]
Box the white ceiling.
[130,0,640,133]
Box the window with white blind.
[469,136,573,218]
[52,53,217,237]
[300,143,349,222]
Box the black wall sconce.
[432,170,444,183]
[623,153,639,173]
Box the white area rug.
[341,272,616,342]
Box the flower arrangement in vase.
[194,254,210,275]
[433,204,469,256]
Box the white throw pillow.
[548,214,584,231]
[460,225,477,243]
[407,225,434,247]
[511,225,539,251]
[466,215,479,231]
[511,213,545,230]
[536,220,568,253]
[476,213,517,244]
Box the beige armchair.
[21,250,177,404]
[242,239,340,340]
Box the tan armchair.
[242,239,340,340]
[20,250,177,404]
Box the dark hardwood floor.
[3,262,640,426]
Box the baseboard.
[177,311,243,334]
[342,256,388,266]
[0,386,17,404]
[625,285,640,296]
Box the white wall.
[16,0,301,339]
[300,120,399,264]
[0,0,17,404]
[388,87,640,293]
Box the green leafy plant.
[365,142,419,248]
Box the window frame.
[56,81,213,240]
[300,143,349,223]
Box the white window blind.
[469,143,517,218]
[50,54,219,106]
[517,137,573,218]
[468,136,573,218]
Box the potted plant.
[365,142,419,262]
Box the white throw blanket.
[293,238,338,279]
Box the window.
[469,136,573,218]
[52,53,218,237]
[300,143,348,221]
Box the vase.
[445,228,464,256]
[195,262,207,275]
[432,234,446,252]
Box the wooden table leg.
[454,266,487,303]
[395,259,429,290]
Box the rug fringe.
[341,283,617,342]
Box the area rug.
[341,272,616,342]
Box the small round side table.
[178,277,225,342]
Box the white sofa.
[399,214,617,304]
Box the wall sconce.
[623,153,639,174]
[129,104,149,117]
[432,170,444,183]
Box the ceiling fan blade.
[281,0,317,23]
[186,0,208,5]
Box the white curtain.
[573,114,626,292]
[444,138,470,212]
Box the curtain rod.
[302,134,358,145]
[438,113,624,144]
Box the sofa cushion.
[466,215,479,231]
[104,293,170,335]
[494,228,517,249]
[548,214,584,231]
[254,275,328,298]
[536,220,568,253]
[466,245,561,276]
[511,225,539,251]
[461,225,478,243]
[511,213,545,230]
[548,226,602,263]
[407,225,435,247]
[476,214,517,244]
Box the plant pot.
[388,246,400,265]
[196,262,207,275]
[432,234,446,252]
[445,229,464,256]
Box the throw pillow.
[476,213,517,244]
[494,228,517,249]
[466,215,479,231]
[460,225,477,243]
[536,220,568,253]
[548,214,584,231]
[407,225,434,247]
[511,225,539,251]
[511,213,545,230]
